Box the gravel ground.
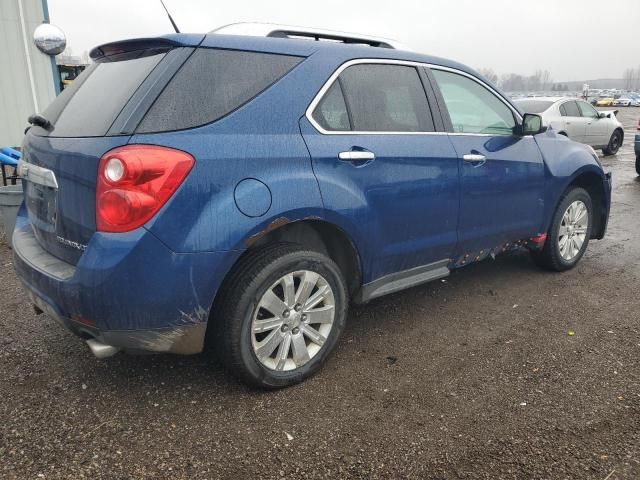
[1,108,639,479]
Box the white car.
[514,97,624,155]
[613,96,640,107]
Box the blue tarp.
[0,147,20,166]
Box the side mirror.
[521,113,546,135]
[598,112,607,119]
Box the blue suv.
[14,25,611,388]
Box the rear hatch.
[21,36,202,264]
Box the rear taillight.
[96,145,194,233]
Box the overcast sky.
[48,0,639,81]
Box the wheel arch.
[243,219,363,297]
[613,126,624,143]
[214,217,363,308]
[564,171,608,239]
[204,218,362,354]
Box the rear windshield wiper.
[27,113,53,131]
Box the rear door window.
[561,101,581,117]
[137,49,302,133]
[337,64,434,132]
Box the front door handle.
[463,153,486,163]
[338,150,375,162]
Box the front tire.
[531,187,593,272]
[602,130,622,156]
[214,243,348,389]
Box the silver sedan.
[514,97,624,155]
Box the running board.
[355,259,450,303]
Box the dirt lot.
[1,108,639,479]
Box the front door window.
[431,69,516,135]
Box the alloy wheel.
[251,270,335,371]
[610,132,620,151]
[558,200,589,261]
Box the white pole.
[17,0,40,113]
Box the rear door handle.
[338,151,375,161]
[463,154,486,163]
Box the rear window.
[136,49,302,133]
[43,51,166,137]
[514,99,554,114]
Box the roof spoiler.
[90,38,182,61]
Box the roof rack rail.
[210,22,406,50]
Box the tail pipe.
[86,339,120,359]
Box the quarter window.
[137,49,302,133]
[312,81,350,131]
[431,69,516,135]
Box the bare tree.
[500,73,526,92]
[529,71,540,91]
[623,68,634,90]
[478,68,499,85]
[538,70,553,91]
[62,44,73,58]
[526,71,549,91]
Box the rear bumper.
[13,210,241,355]
[25,287,207,355]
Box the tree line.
[480,66,640,92]
[478,68,554,92]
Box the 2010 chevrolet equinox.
[14,24,612,388]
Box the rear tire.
[531,187,593,272]
[602,130,622,156]
[636,156,640,176]
[213,243,348,389]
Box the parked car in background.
[613,96,640,107]
[14,25,612,388]
[515,97,624,155]
[596,97,615,107]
